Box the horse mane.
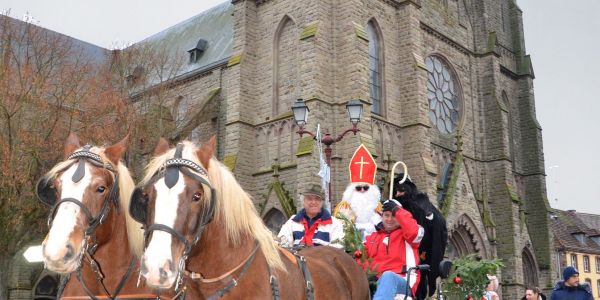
[141,141,284,271]
[45,146,144,257]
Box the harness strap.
[267,263,280,300]
[294,253,315,300]
[76,266,101,300]
[192,242,259,300]
[71,254,139,300]
[57,273,70,299]
[187,243,259,283]
[112,255,138,298]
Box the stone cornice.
[372,114,401,128]
[500,64,533,80]
[379,0,422,9]
[420,22,472,55]
[234,0,421,8]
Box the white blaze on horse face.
[44,163,91,262]
[144,174,185,281]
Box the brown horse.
[37,133,174,299]
[129,137,369,299]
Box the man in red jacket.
[365,199,424,300]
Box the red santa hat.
[348,144,377,185]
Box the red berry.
[453,276,462,284]
[466,296,473,300]
[354,250,362,259]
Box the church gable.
[440,156,494,259]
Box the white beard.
[342,183,381,224]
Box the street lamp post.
[291,98,363,203]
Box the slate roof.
[134,1,234,78]
[550,209,600,255]
[0,14,108,65]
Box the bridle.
[39,145,134,300]
[138,143,217,292]
[41,145,120,257]
[136,143,283,300]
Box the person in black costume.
[392,174,448,300]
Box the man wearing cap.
[277,184,344,249]
[363,199,424,300]
[334,144,382,240]
[550,266,593,300]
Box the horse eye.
[97,186,106,193]
[192,192,202,202]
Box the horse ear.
[104,134,129,166]
[197,135,216,169]
[153,137,170,156]
[64,132,81,159]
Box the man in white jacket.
[278,184,344,249]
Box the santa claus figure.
[334,144,381,239]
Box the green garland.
[444,254,504,299]
[335,214,379,288]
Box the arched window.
[273,16,299,115]
[502,91,516,168]
[425,55,462,134]
[34,274,60,299]
[522,248,539,288]
[367,20,383,115]
[173,95,189,128]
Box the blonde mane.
[141,141,284,271]
[45,146,144,256]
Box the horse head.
[38,133,130,274]
[130,137,217,288]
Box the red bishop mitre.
[348,144,377,185]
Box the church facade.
[131,0,556,297]
[135,0,554,297]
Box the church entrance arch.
[522,247,539,288]
[447,214,487,259]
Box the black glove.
[382,199,401,215]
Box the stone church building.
[4,0,557,299]
[135,0,553,297]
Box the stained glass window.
[426,56,461,134]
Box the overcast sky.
[2,0,598,214]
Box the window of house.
[571,254,578,269]
[596,257,600,273]
[597,280,600,297]
[584,256,590,272]
[425,55,461,134]
[367,21,382,115]
[573,233,586,244]
[188,39,208,64]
